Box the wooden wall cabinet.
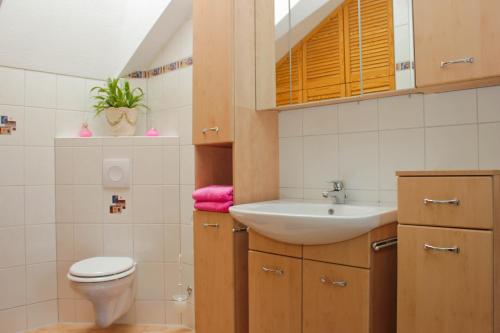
[413,0,500,88]
[248,224,397,333]
[397,170,500,333]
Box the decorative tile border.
[395,61,415,71]
[0,115,16,135]
[127,56,193,79]
[109,195,126,214]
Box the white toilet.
[68,257,137,328]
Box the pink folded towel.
[194,201,233,213]
[192,185,233,203]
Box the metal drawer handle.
[202,223,219,228]
[202,126,220,134]
[261,266,284,276]
[424,244,460,254]
[424,198,460,206]
[440,57,474,68]
[320,276,347,287]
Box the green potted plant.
[91,78,149,136]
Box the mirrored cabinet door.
[256,0,415,109]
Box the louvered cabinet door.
[275,45,303,106]
[344,0,395,96]
[302,7,346,102]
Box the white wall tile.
[74,224,103,260]
[73,146,102,184]
[163,185,180,223]
[136,301,165,324]
[302,105,338,136]
[56,261,78,299]
[177,67,193,108]
[165,301,182,326]
[26,300,58,329]
[74,299,94,323]
[303,135,338,188]
[0,105,25,146]
[24,107,55,146]
[0,67,25,106]
[379,128,425,190]
[26,224,56,264]
[279,137,303,188]
[182,302,195,329]
[0,186,25,227]
[57,76,86,111]
[25,186,55,225]
[338,99,378,133]
[180,145,194,185]
[134,146,163,185]
[162,72,180,110]
[55,147,73,185]
[0,147,24,185]
[25,72,57,109]
[163,146,180,185]
[181,225,193,265]
[378,94,424,130]
[0,227,25,268]
[0,266,26,310]
[180,185,194,225]
[344,189,379,204]
[58,299,76,323]
[25,147,54,185]
[73,185,102,224]
[279,110,303,137]
[55,110,83,138]
[339,132,379,190]
[425,125,478,169]
[479,122,500,169]
[279,187,303,199]
[151,109,180,137]
[424,89,477,126]
[478,86,500,123]
[103,224,133,257]
[134,224,164,262]
[55,185,73,223]
[165,224,180,263]
[394,25,411,63]
[56,224,74,261]
[137,263,165,300]
[133,186,163,224]
[0,306,26,333]
[179,106,193,145]
[27,262,57,303]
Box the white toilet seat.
[68,257,136,283]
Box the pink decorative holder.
[79,123,93,137]
[145,127,160,136]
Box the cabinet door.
[303,260,370,333]
[194,212,236,333]
[248,251,302,333]
[193,0,234,144]
[414,0,500,87]
[398,225,493,333]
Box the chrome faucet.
[322,180,347,204]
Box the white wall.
[279,86,500,205]
[393,0,415,89]
[0,66,106,331]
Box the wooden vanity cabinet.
[397,170,500,333]
[413,0,500,88]
[194,211,248,333]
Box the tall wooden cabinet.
[413,0,500,88]
[397,171,500,333]
[193,0,279,332]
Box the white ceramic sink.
[229,200,397,245]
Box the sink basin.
[229,200,397,245]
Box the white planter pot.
[104,107,138,136]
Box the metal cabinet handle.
[440,57,474,68]
[424,243,460,254]
[424,198,460,206]
[202,223,219,228]
[320,276,347,287]
[202,126,220,134]
[261,266,284,276]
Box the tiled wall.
[0,66,106,332]
[55,136,194,327]
[279,86,500,205]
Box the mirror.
[258,0,415,108]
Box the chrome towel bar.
[372,237,398,251]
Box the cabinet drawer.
[398,225,493,333]
[249,229,302,258]
[398,176,493,229]
[303,260,369,333]
[249,251,302,333]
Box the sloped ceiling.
[0,0,185,79]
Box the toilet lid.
[69,257,135,278]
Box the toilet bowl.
[68,257,136,328]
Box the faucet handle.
[327,180,344,191]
